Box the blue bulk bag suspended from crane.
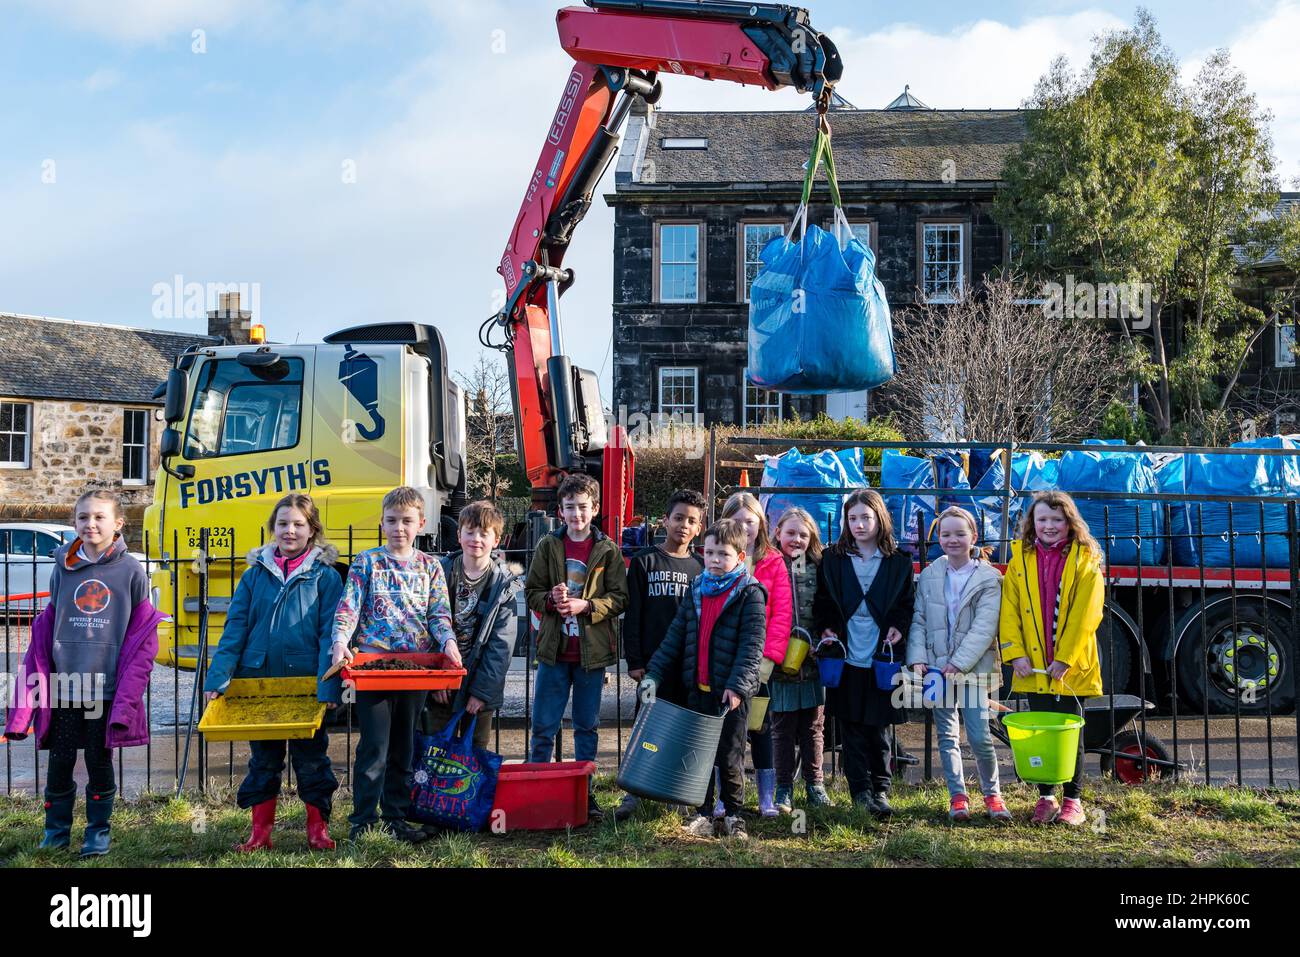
[747,124,895,394]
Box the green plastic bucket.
[1002,711,1084,785]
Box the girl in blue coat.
[204,493,344,852]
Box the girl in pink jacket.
[719,492,793,818]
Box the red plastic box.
[342,652,466,691]
[490,761,596,832]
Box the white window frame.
[739,221,785,303]
[123,408,150,485]
[0,400,32,469]
[658,367,699,418]
[918,220,968,303]
[1007,223,1052,264]
[742,367,783,426]
[655,222,702,304]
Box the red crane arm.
[488,0,842,540]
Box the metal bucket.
[617,697,724,807]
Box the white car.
[0,523,147,612]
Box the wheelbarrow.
[990,693,1177,784]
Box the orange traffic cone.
[739,469,751,487]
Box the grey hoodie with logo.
[47,535,149,703]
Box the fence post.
[1289,500,1299,791]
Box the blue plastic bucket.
[818,657,845,688]
[873,645,902,691]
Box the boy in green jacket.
[526,473,629,821]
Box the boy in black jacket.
[615,489,705,821]
[643,519,766,840]
[423,501,523,749]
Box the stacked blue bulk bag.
[759,446,865,544]
[881,450,932,558]
[1154,454,1187,564]
[881,449,971,558]
[973,451,1057,548]
[1056,444,1164,566]
[1175,436,1300,568]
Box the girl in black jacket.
[814,489,915,816]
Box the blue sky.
[2,0,1296,392]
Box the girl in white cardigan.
[907,506,1009,822]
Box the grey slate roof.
[0,313,218,405]
[626,108,1027,186]
[1233,194,1300,269]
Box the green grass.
[3,775,1299,868]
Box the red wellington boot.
[235,798,276,852]
[305,804,336,851]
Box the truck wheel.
[1096,606,1134,695]
[1100,730,1171,784]
[1174,598,1294,715]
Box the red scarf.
[697,583,736,692]
[1035,537,1071,663]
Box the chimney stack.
[207,291,253,345]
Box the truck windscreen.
[183,357,305,459]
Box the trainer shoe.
[1058,798,1086,827]
[612,793,640,822]
[984,793,1012,823]
[806,783,831,808]
[949,793,971,821]
[723,814,749,840]
[1032,796,1060,824]
[682,814,717,838]
[774,784,794,815]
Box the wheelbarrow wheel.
[1100,729,1171,785]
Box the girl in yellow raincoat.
[999,491,1104,827]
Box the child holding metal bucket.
[770,507,830,813]
[719,492,793,819]
[906,506,1009,822]
[642,519,766,840]
[999,491,1105,826]
[813,489,915,816]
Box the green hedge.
[630,416,906,517]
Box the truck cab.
[144,322,466,668]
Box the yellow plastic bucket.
[780,632,811,675]
[747,695,770,732]
[1002,711,1084,785]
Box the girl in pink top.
[720,492,793,818]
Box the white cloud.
[1183,1,1300,185]
[83,67,122,92]
[17,0,271,44]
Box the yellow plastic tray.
[198,677,326,742]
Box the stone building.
[0,296,254,529]
[606,89,1029,426]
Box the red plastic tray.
[490,761,596,832]
[342,652,466,691]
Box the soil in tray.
[349,658,428,671]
